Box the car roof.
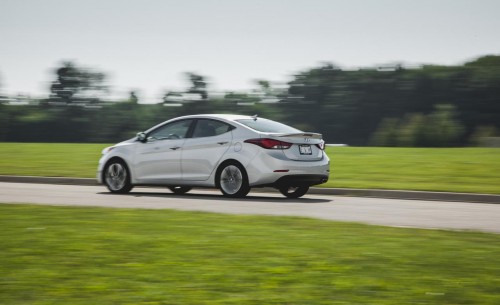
[143,114,262,134]
[172,114,256,122]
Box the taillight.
[244,138,292,149]
[315,141,325,150]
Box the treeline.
[1,56,500,146]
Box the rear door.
[181,119,234,181]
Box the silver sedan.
[97,114,330,198]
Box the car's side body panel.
[133,138,185,183]
[181,131,232,181]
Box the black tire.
[169,186,192,195]
[216,161,250,198]
[103,159,133,194]
[279,186,309,198]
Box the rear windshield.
[236,118,301,133]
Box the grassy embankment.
[1,204,499,304]
[0,143,499,194]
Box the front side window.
[236,118,301,133]
[192,119,233,138]
[148,119,192,140]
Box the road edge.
[1,175,499,204]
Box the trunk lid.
[264,132,324,161]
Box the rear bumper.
[244,149,330,187]
[273,174,329,188]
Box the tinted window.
[236,118,301,133]
[149,119,192,140]
[192,119,233,138]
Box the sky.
[1,0,500,103]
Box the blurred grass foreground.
[0,143,499,194]
[1,204,499,304]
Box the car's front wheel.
[216,161,250,198]
[104,160,133,194]
[278,186,309,198]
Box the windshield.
[236,118,301,133]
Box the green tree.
[49,61,107,104]
[129,91,139,104]
[397,113,426,147]
[186,72,208,100]
[370,118,400,146]
[255,79,271,95]
[425,104,464,147]
[371,105,463,147]
[469,125,498,147]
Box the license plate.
[299,144,312,155]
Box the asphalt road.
[1,182,500,233]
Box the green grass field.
[1,204,499,304]
[0,143,107,178]
[0,143,499,194]
[327,146,500,194]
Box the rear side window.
[192,119,233,138]
[236,118,301,133]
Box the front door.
[133,119,193,183]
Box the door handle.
[217,141,228,145]
[170,146,181,150]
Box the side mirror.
[137,132,147,143]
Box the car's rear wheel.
[168,186,192,195]
[278,186,309,198]
[104,160,133,194]
[217,161,250,198]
